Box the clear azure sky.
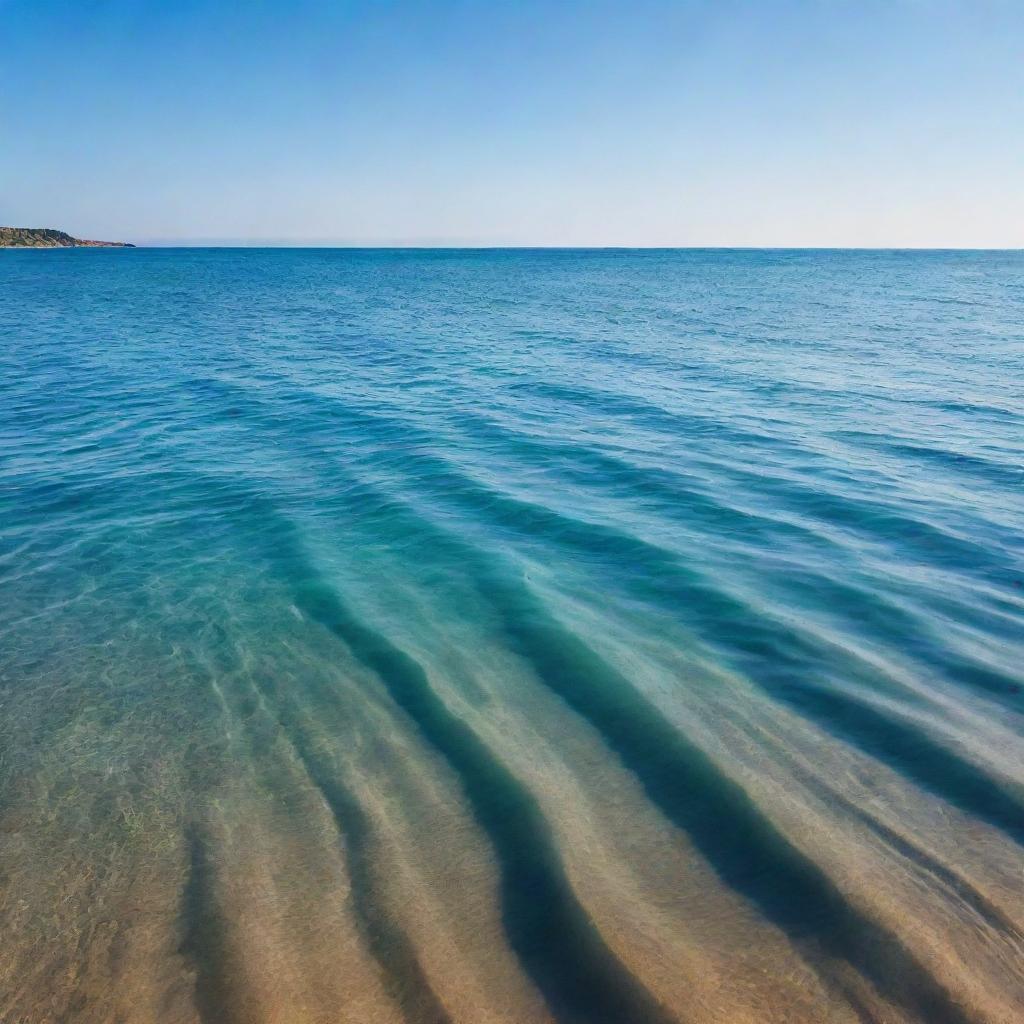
[2,0,1022,247]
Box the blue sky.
[2,1,1022,245]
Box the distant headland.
[0,227,135,248]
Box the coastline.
[0,227,134,248]
[0,244,136,248]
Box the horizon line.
[37,241,1024,252]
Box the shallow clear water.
[1,248,1022,1024]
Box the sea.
[1,248,1022,1024]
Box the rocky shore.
[0,227,134,247]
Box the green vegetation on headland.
[0,227,135,247]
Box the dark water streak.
[179,827,235,1024]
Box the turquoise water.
[1,248,1022,1024]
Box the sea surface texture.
[1,249,1022,1024]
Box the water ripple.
[1,248,1022,1024]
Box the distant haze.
[2,0,1023,247]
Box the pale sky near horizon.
[2,0,1022,247]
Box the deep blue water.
[1,249,1022,1024]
